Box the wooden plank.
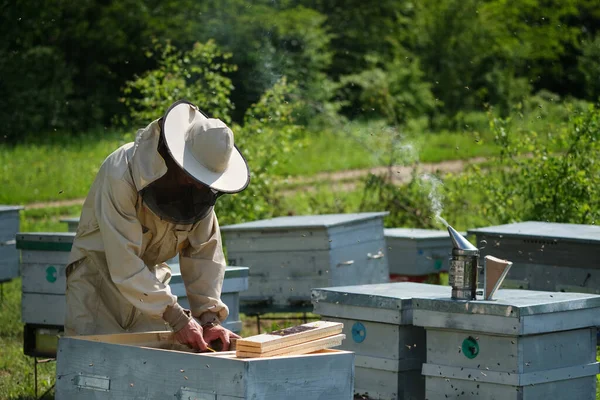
[236,334,345,358]
[235,321,342,352]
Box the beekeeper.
[64,100,249,352]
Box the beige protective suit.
[65,119,229,336]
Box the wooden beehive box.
[221,212,390,312]
[312,282,451,400]
[468,221,600,293]
[413,289,600,399]
[55,331,355,399]
[0,205,23,282]
[384,228,460,278]
[16,232,248,357]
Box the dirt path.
[24,157,484,209]
[280,157,486,195]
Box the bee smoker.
[447,225,480,300]
[446,224,513,301]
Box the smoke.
[418,173,449,228]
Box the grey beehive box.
[56,331,355,400]
[384,228,459,278]
[60,217,80,233]
[16,232,248,357]
[468,221,600,293]
[221,212,390,312]
[0,205,24,282]
[413,289,600,399]
[312,282,451,400]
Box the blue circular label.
[352,322,367,343]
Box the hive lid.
[312,282,452,311]
[385,228,465,240]
[169,263,249,280]
[16,232,75,251]
[414,289,600,318]
[467,221,600,244]
[59,217,80,223]
[221,212,388,232]
[0,205,24,212]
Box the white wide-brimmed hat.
[162,100,250,193]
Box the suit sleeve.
[179,210,229,323]
[95,174,178,318]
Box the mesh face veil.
[140,122,225,225]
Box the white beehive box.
[55,331,355,399]
[221,212,390,312]
[413,289,600,399]
[312,282,451,400]
[468,221,600,292]
[384,228,459,278]
[16,232,248,357]
[0,205,23,282]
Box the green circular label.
[46,266,57,283]
[462,337,479,359]
[434,259,443,270]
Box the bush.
[120,40,237,125]
[455,105,600,225]
[217,77,307,225]
[578,33,600,101]
[339,51,437,126]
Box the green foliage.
[413,0,581,119]
[358,172,442,229]
[193,0,337,123]
[216,77,307,225]
[457,105,600,225]
[121,40,237,125]
[578,34,600,100]
[340,51,437,126]
[0,46,74,143]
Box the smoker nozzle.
[447,225,478,252]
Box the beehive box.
[413,289,600,399]
[312,282,451,400]
[0,205,24,282]
[384,228,460,278]
[468,221,600,292]
[16,232,248,356]
[60,217,80,233]
[221,212,390,312]
[55,331,355,399]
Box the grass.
[20,206,82,232]
[0,129,133,205]
[0,279,56,400]
[0,106,576,206]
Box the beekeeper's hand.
[203,324,241,351]
[163,303,208,351]
[174,318,210,351]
